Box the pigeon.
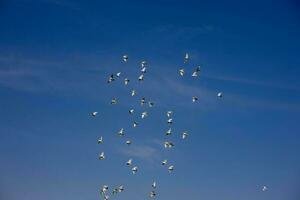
[262,186,268,192]
[138,74,144,81]
[103,195,109,200]
[164,141,174,148]
[141,97,146,105]
[98,136,103,144]
[152,181,157,189]
[118,185,124,193]
[131,89,136,96]
[126,159,132,166]
[149,191,156,198]
[141,61,147,68]
[129,109,134,114]
[167,118,173,125]
[141,111,148,119]
[182,131,188,139]
[126,140,132,145]
[91,112,98,117]
[123,55,128,62]
[107,74,115,83]
[99,152,105,160]
[192,96,198,102]
[184,53,189,63]
[112,188,119,195]
[168,165,174,172]
[217,92,223,98]
[162,159,168,165]
[167,111,173,118]
[133,121,138,128]
[116,72,121,77]
[124,78,130,85]
[111,98,117,104]
[148,101,154,107]
[166,128,172,136]
[141,66,147,73]
[118,128,124,136]
[100,185,109,194]
[192,66,200,77]
[179,68,185,76]
[132,166,138,174]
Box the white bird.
[262,186,268,192]
[103,195,109,200]
[167,118,173,125]
[118,128,124,136]
[149,191,156,198]
[98,136,103,144]
[141,111,148,119]
[192,96,198,102]
[164,141,174,148]
[132,166,138,174]
[107,74,115,83]
[141,97,146,105]
[99,152,105,160]
[126,158,132,166]
[168,165,174,172]
[112,188,119,195]
[138,74,144,81]
[162,159,168,165]
[166,128,172,136]
[133,121,138,128]
[167,111,173,118]
[192,66,200,77]
[111,98,117,104]
[152,181,157,189]
[129,109,134,114]
[182,131,188,139]
[179,68,185,76]
[141,66,147,73]
[123,55,128,62]
[141,61,147,68]
[184,53,189,63]
[116,72,121,77]
[131,89,136,96]
[91,112,98,117]
[217,92,223,98]
[126,140,132,145]
[124,78,130,85]
[100,185,109,195]
[148,101,154,107]
[118,185,124,193]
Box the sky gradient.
[0,0,300,200]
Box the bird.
[192,66,200,77]
[164,141,174,148]
[126,159,132,166]
[148,101,154,107]
[103,195,109,200]
[107,74,115,83]
[131,89,136,96]
[99,152,105,160]
[112,188,119,195]
[133,121,138,128]
[141,97,146,105]
[162,159,168,165]
[118,185,124,193]
[217,92,223,98]
[116,72,121,77]
[100,185,109,196]
[182,131,188,139]
[165,128,172,136]
[167,111,173,118]
[118,128,124,136]
[167,118,173,125]
[141,60,147,68]
[124,78,130,85]
[132,166,138,174]
[149,191,156,198]
[111,98,117,104]
[141,111,148,119]
[129,109,134,114]
[141,66,147,73]
[262,186,268,192]
[98,136,103,144]
[126,140,132,145]
[168,165,174,172]
[91,112,98,117]
[152,181,157,189]
[123,55,128,62]
[192,96,198,102]
[138,74,144,81]
[179,68,185,76]
[184,53,189,63]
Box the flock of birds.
[92,53,267,200]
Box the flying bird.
[124,78,130,85]
[168,165,174,172]
[118,185,124,193]
[123,55,128,62]
[141,97,146,105]
[133,121,138,128]
[262,186,268,192]
[150,191,156,198]
[91,112,98,117]
[116,72,121,77]
[182,131,188,139]
[192,66,200,77]
[126,140,132,145]
[192,96,198,102]
[111,98,117,104]
[152,181,157,189]
[141,111,148,119]
[138,74,144,81]
[162,159,168,165]
[166,128,172,136]
[98,136,103,144]
[107,74,115,83]
[148,101,154,107]
[141,66,147,73]
[99,152,105,160]
[118,128,124,136]
[167,118,173,125]
[217,92,223,98]
[164,141,174,148]
[179,68,185,76]
[129,109,134,114]
[132,166,138,174]
[141,61,147,68]
[126,159,132,166]
[167,111,173,118]
[184,53,189,63]
[131,90,136,96]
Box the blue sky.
[0,0,300,200]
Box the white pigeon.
[116,72,121,77]
[126,159,132,166]
[123,55,128,62]
[141,66,147,73]
[101,185,109,194]
[124,78,130,85]
[192,66,200,77]
[167,111,173,118]
[184,53,189,63]
[141,111,148,119]
[126,140,132,145]
[99,152,105,160]
[166,128,172,136]
[107,74,115,83]
[131,89,136,96]
[103,195,109,200]
[162,159,168,165]
[262,186,268,192]
[148,101,154,107]
[141,97,146,105]
[141,60,147,68]
[129,109,134,114]
[118,128,124,136]
[182,131,188,139]
[168,165,174,172]
[91,112,98,117]
[138,74,144,81]
[111,98,117,104]
[152,181,157,189]
[164,141,174,148]
[149,191,156,198]
[192,96,198,102]
[133,121,138,128]
[112,188,119,195]
[179,68,185,76]
[118,185,124,192]
[167,118,173,125]
[132,166,138,174]
[98,136,103,144]
[217,92,223,98]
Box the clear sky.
[0,0,300,200]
